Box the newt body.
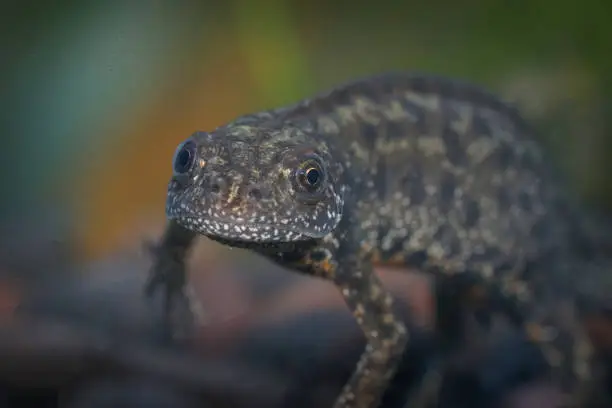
[146,72,605,408]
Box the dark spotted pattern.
[146,72,608,408]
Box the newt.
[145,72,609,408]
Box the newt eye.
[305,167,321,185]
[296,158,325,192]
[173,140,196,175]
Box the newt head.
[165,124,345,243]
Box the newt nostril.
[209,177,227,196]
[247,187,262,200]
[246,185,270,201]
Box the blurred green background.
[1,1,611,261]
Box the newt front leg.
[304,236,409,408]
[144,220,197,342]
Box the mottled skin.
[145,72,605,408]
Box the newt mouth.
[168,213,310,243]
